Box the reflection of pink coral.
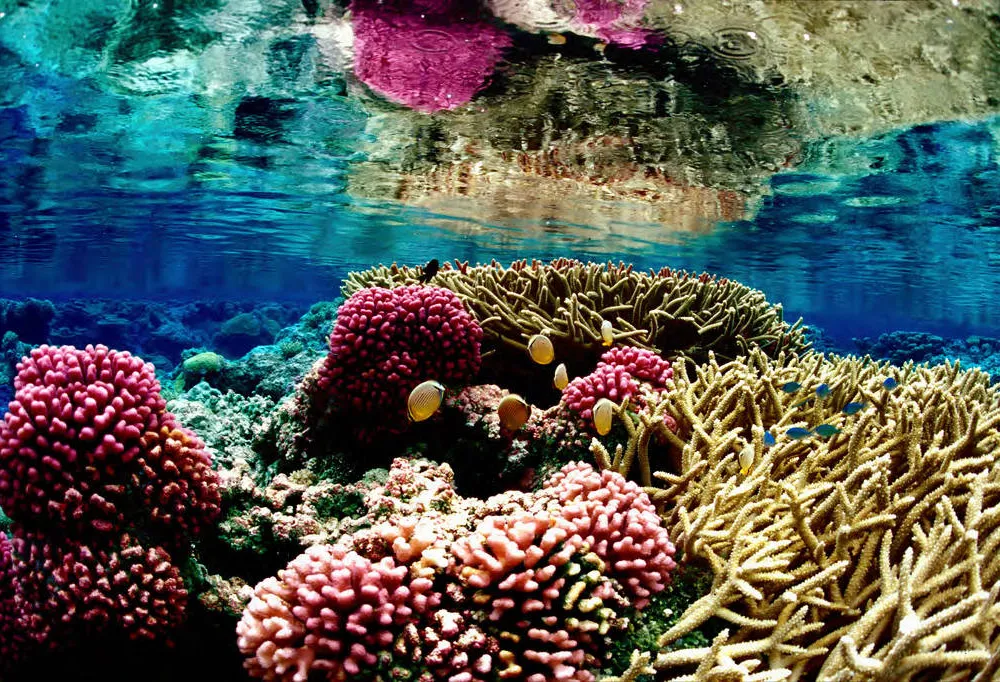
[561,363,639,420]
[237,545,440,682]
[312,286,482,436]
[598,346,673,387]
[351,1,512,112]
[543,462,676,608]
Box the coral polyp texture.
[236,545,440,682]
[236,459,675,682]
[306,285,483,440]
[606,348,1000,681]
[0,344,220,538]
[342,259,808,373]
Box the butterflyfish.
[407,380,446,422]
[593,398,615,436]
[553,363,569,390]
[497,394,531,431]
[527,334,555,365]
[600,320,614,347]
[738,444,754,476]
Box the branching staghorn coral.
[598,349,1000,681]
[343,260,808,374]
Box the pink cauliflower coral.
[0,345,166,533]
[542,462,676,608]
[312,286,482,436]
[0,344,220,538]
[8,530,187,647]
[597,346,673,387]
[237,544,441,682]
[451,510,627,682]
[561,363,639,420]
[136,422,221,539]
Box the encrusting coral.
[599,348,1000,681]
[343,259,808,382]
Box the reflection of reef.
[348,52,804,225]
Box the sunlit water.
[2,1,1000,349]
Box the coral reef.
[236,458,675,681]
[0,344,223,674]
[605,348,1000,680]
[304,285,483,442]
[855,330,1000,385]
[344,259,807,396]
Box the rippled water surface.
[2,0,1000,343]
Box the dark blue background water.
[2,44,999,348]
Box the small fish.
[782,381,802,394]
[763,431,776,447]
[882,377,898,391]
[813,424,841,438]
[785,427,812,440]
[497,394,531,431]
[593,398,615,436]
[842,402,866,416]
[738,444,754,476]
[815,383,831,399]
[407,380,445,422]
[417,259,439,284]
[547,33,567,45]
[527,334,555,365]
[553,363,569,390]
[600,320,614,347]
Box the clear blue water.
[1,2,999,349]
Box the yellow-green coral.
[601,350,1000,681]
[344,259,808,370]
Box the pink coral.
[136,422,221,538]
[351,1,512,112]
[542,462,676,608]
[561,363,640,420]
[312,286,482,436]
[597,346,673,387]
[9,530,187,646]
[237,544,441,682]
[0,344,166,533]
[451,510,627,682]
[0,344,220,538]
[398,609,497,682]
[0,531,28,669]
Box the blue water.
[1,4,1000,350]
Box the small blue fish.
[815,383,831,399]
[786,427,812,440]
[813,424,841,438]
[763,431,776,447]
[883,377,898,391]
[782,381,802,394]
[842,402,866,416]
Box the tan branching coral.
[599,349,1000,681]
[343,259,808,372]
